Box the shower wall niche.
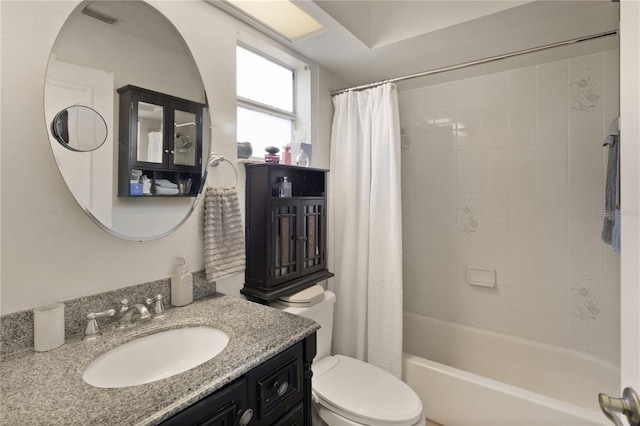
[399,46,620,363]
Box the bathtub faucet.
[598,387,640,426]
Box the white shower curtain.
[147,130,163,163]
[328,83,403,378]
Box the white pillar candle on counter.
[33,303,65,352]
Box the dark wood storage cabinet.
[242,164,333,304]
[117,85,205,197]
[161,334,316,426]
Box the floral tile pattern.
[400,126,413,152]
[571,277,602,321]
[457,199,479,235]
[570,67,601,112]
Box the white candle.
[33,303,65,352]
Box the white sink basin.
[82,326,229,388]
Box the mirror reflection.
[137,102,164,164]
[44,0,210,241]
[51,105,108,152]
[174,110,197,167]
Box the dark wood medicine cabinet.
[242,163,334,304]
[117,85,205,198]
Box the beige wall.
[0,1,338,314]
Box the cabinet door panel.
[136,101,165,164]
[300,199,326,275]
[160,378,246,426]
[272,200,301,285]
[273,402,304,426]
[173,109,197,167]
[247,342,303,425]
[197,403,237,426]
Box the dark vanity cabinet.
[161,334,316,426]
[242,164,333,304]
[117,85,205,197]
[161,378,248,425]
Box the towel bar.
[207,153,238,188]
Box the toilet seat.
[312,355,423,426]
[276,285,325,307]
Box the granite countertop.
[0,294,319,425]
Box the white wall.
[619,0,640,390]
[399,42,621,363]
[0,1,336,314]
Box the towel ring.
[207,153,238,188]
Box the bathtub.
[402,312,619,426]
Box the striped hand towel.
[204,187,246,282]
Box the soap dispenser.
[171,256,193,307]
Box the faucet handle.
[83,309,115,341]
[87,309,116,320]
[146,294,166,317]
[119,299,130,315]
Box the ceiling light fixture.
[223,0,325,42]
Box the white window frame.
[236,34,314,162]
[237,44,296,156]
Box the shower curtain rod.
[330,30,618,96]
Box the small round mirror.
[51,105,108,152]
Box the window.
[237,45,295,157]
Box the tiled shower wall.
[399,49,620,362]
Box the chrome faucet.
[146,294,166,318]
[115,303,152,329]
[83,309,116,341]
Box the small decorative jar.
[265,146,280,163]
[237,142,252,159]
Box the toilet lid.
[312,355,423,426]
[276,284,324,307]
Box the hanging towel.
[601,118,620,252]
[204,187,246,282]
[611,131,621,253]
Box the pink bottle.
[283,145,292,165]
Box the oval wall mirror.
[44,0,210,241]
[51,105,108,152]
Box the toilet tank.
[274,290,335,361]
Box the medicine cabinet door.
[173,109,198,168]
[135,100,166,167]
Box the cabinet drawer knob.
[238,408,253,426]
[274,381,289,396]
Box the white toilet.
[273,285,425,426]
